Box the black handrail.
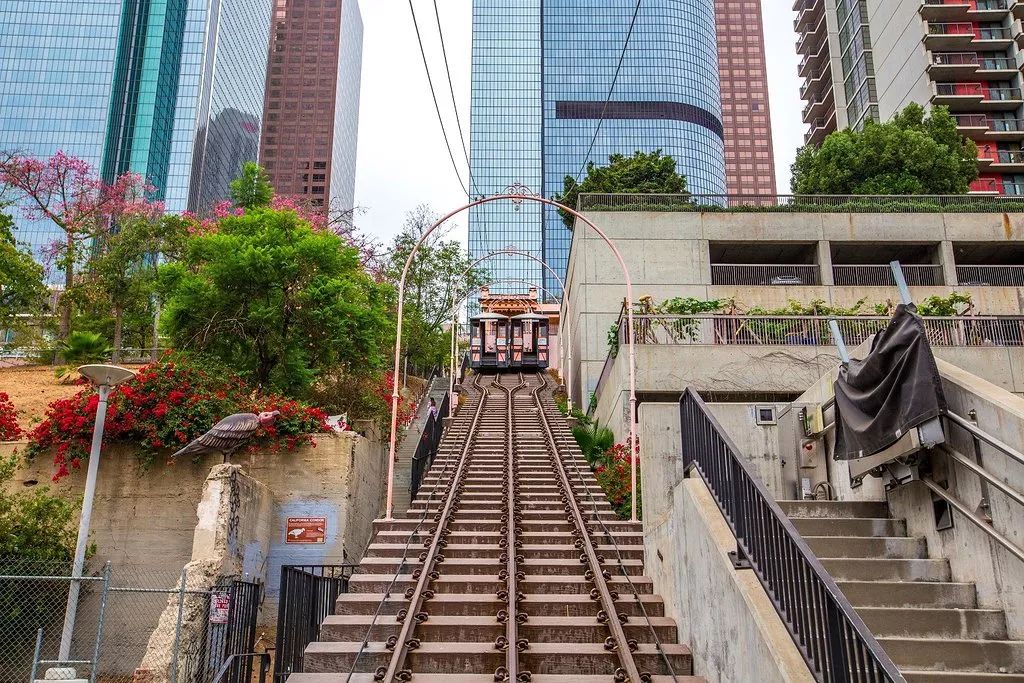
[273,564,357,680]
[410,392,451,498]
[680,388,905,683]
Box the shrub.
[0,393,22,441]
[57,331,111,364]
[26,354,329,480]
[572,421,615,466]
[594,441,641,519]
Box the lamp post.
[55,364,135,670]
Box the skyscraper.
[0,0,271,249]
[795,0,1024,194]
[714,0,776,196]
[259,0,363,211]
[469,0,727,299]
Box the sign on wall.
[210,592,230,624]
[286,517,327,544]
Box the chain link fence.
[0,558,262,683]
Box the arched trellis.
[386,186,640,522]
[461,248,572,409]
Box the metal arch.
[385,189,641,522]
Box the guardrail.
[410,391,451,499]
[273,564,357,681]
[957,264,1024,286]
[575,193,1024,213]
[711,264,822,286]
[680,389,905,682]
[833,264,943,286]
[618,314,1024,348]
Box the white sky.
[353,0,804,247]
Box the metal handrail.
[213,652,270,683]
[575,192,1024,213]
[410,392,451,498]
[923,479,1024,564]
[681,388,905,682]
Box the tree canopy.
[230,161,275,210]
[553,150,689,228]
[790,104,978,195]
[0,209,47,336]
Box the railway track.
[291,373,702,682]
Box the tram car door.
[511,313,550,369]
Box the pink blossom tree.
[0,151,163,339]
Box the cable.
[432,0,481,198]
[568,0,644,190]
[407,0,470,197]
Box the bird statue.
[172,411,281,463]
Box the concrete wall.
[639,402,814,683]
[867,0,931,119]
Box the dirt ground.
[0,365,83,427]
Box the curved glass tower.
[469,0,726,299]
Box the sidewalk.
[391,375,451,516]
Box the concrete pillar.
[817,240,835,286]
[939,240,958,287]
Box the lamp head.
[77,364,136,388]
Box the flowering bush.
[593,439,641,520]
[26,355,329,481]
[0,392,23,441]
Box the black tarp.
[833,304,946,460]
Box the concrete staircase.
[392,377,451,516]
[780,500,1024,682]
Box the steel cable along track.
[295,372,700,683]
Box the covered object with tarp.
[833,304,946,460]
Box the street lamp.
[54,364,135,673]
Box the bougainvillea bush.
[26,355,329,481]
[0,392,23,441]
[594,440,641,520]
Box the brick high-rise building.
[795,0,1024,195]
[260,0,363,210]
[714,0,777,196]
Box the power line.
[432,0,481,198]
[569,0,644,188]
[407,0,470,197]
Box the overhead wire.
[407,0,470,197]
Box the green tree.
[553,150,689,228]
[387,205,487,373]
[791,104,978,195]
[0,209,47,337]
[229,161,274,210]
[160,207,394,395]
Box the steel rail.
[495,373,530,681]
[378,374,497,681]
[346,374,487,682]
[535,375,680,681]
[529,374,644,682]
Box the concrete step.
[354,556,645,576]
[837,581,977,609]
[903,673,1024,682]
[347,574,655,595]
[363,543,643,561]
[879,637,1024,673]
[820,558,951,582]
[302,640,695,676]
[777,500,891,519]
[804,535,928,560]
[791,516,907,538]
[334,592,666,617]
[857,607,1007,639]
[289,675,704,683]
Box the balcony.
[806,110,837,145]
[929,52,1017,79]
[796,13,828,57]
[833,264,944,286]
[958,114,1024,139]
[800,68,832,101]
[794,0,823,32]
[1014,0,1024,18]
[924,22,978,49]
[958,264,1024,285]
[921,0,1010,22]
[933,82,1023,110]
[989,148,1024,169]
[955,242,1024,282]
[802,91,833,122]
[710,264,822,286]
[970,177,1002,192]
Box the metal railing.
[927,21,975,34]
[575,193,1024,213]
[273,564,357,681]
[935,83,1023,100]
[711,264,822,286]
[957,264,1024,286]
[680,389,905,683]
[410,391,451,499]
[833,264,943,286]
[924,0,1007,8]
[618,314,1024,348]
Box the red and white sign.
[210,592,230,624]
[286,517,327,544]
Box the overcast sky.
[352,0,804,247]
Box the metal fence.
[710,264,822,286]
[0,347,166,367]
[680,389,904,682]
[575,193,1024,213]
[956,264,1024,287]
[832,264,942,287]
[619,314,1024,348]
[410,392,451,499]
[273,565,356,681]
[0,559,262,683]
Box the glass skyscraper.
[469,0,727,299]
[0,0,271,254]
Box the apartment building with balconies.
[795,0,1024,194]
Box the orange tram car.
[468,312,550,371]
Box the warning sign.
[210,592,230,624]
[286,517,327,544]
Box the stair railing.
[410,391,451,499]
[680,388,905,683]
